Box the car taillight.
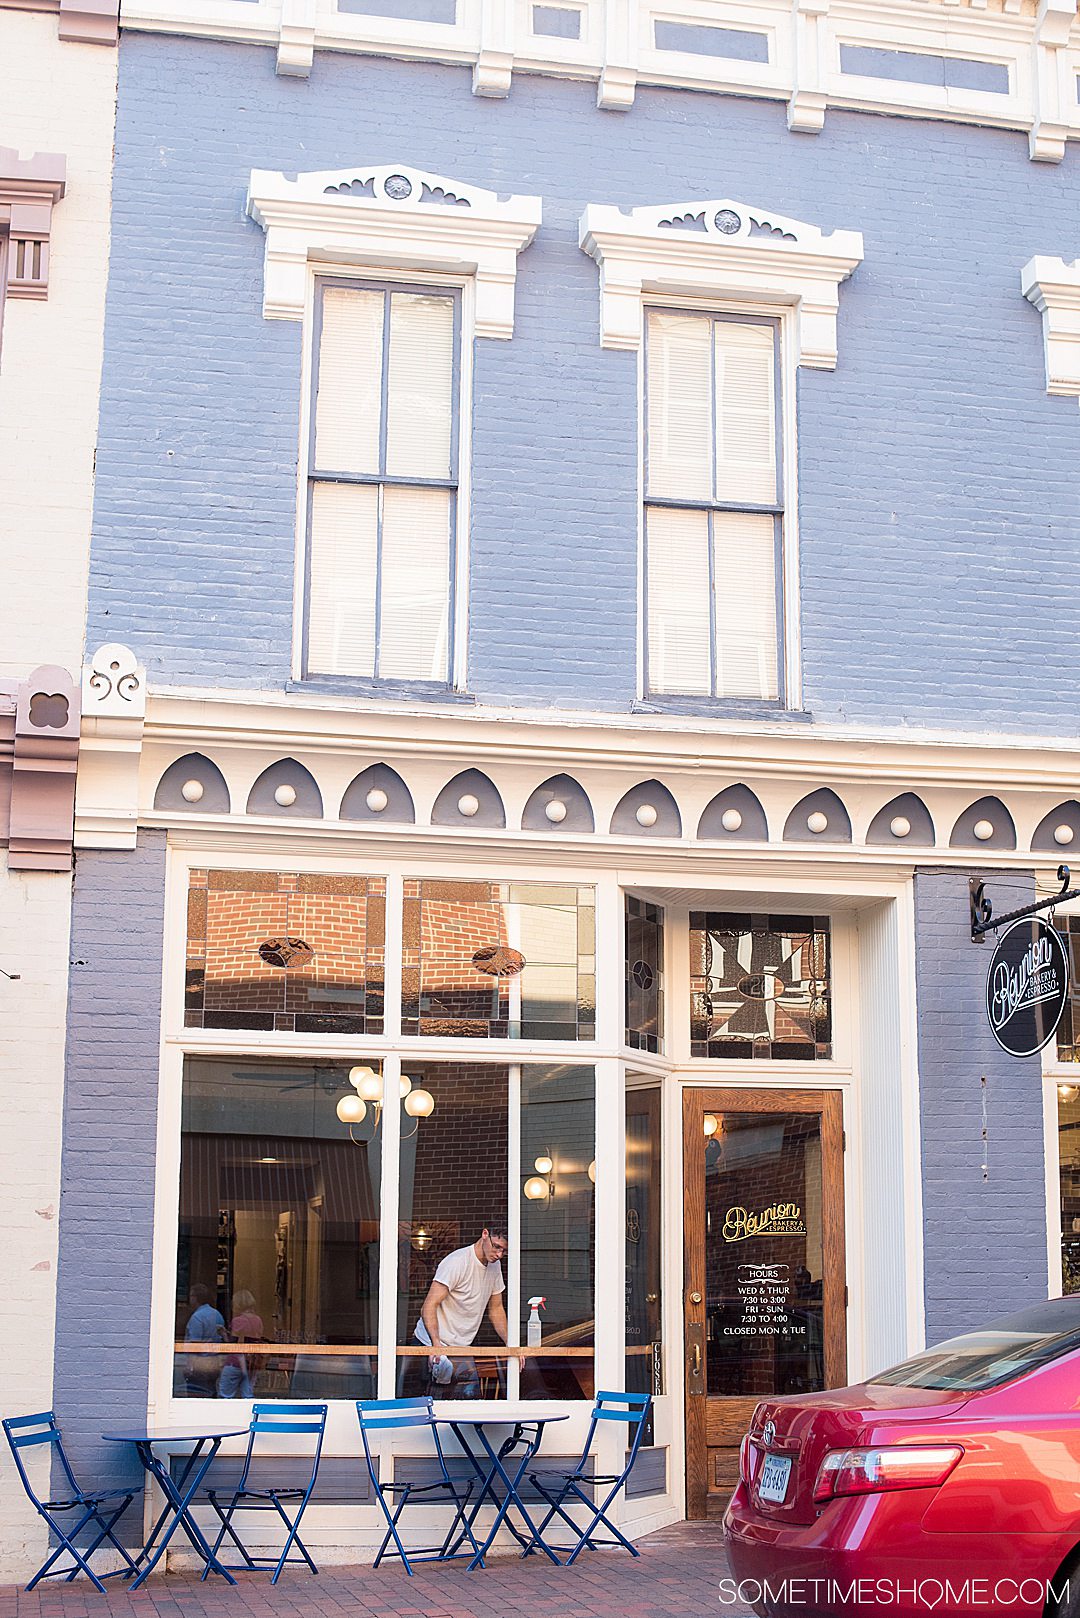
[739,1434,755,1486]
[813,1445,963,1503]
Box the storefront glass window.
[625,898,664,1053]
[1054,919,1080,1062]
[396,1062,595,1399]
[1059,1082,1080,1292]
[397,1061,510,1397]
[401,880,595,1040]
[521,1064,595,1399]
[185,870,385,1034]
[689,913,832,1060]
[175,1056,380,1400]
[626,1087,662,1403]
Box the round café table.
[101,1424,247,1589]
[434,1408,568,1571]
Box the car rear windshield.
[872,1300,1080,1392]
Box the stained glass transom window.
[186,870,385,1034]
[402,880,595,1040]
[689,913,831,1060]
[625,896,664,1053]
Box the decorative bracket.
[0,149,67,308]
[7,665,80,871]
[578,197,863,360]
[247,165,541,339]
[1022,255,1080,402]
[970,864,1079,941]
[74,644,147,851]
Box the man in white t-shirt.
[413,1222,514,1397]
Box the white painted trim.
[247,165,541,340]
[1021,254,1080,405]
[120,0,1080,163]
[579,198,864,364]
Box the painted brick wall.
[87,37,1080,730]
[52,832,167,1520]
[914,868,1048,1347]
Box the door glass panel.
[704,1110,825,1397]
[626,1088,662,1403]
[1059,1081,1080,1292]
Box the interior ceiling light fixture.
[336,1064,435,1141]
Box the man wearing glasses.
[413,1222,512,1398]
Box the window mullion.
[708,508,718,699]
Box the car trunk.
[746,1384,972,1525]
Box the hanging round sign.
[985,916,1069,1058]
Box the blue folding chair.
[522,1390,652,1564]
[356,1397,482,1575]
[3,1412,139,1593]
[203,1403,327,1583]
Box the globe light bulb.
[533,1154,553,1175]
[523,1176,550,1201]
[399,1074,413,1099]
[349,1066,383,1102]
[404,1087,435,1118]
[336,1094,367,1124]
[704,1113,720,1138]
[587,1160,596,1184]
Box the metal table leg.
[128,1438,237,1589]
[464,1421,562,1571]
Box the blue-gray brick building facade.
[44,11,1080,1544]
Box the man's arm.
[421,1279,450,1353]
[488,1294,526,1369]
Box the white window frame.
[297,269,470,689]
[581,196,862,712]
[246,165,542,690]
[638,298,795,706]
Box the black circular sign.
[985,917,1069,1058]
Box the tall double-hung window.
[644,309,782,702]
[306,280,459,685]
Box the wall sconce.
[704,1113,720,1138]
[336,1065,436,1141]
[1060,1085,1079,1103]
[523,1174,551,1201]
[412,1225,432,1252]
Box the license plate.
[758,1453,792,1503]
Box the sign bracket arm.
[970,865,1079,942]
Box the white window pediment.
[578,198,864,367]
[247,164,542,339]
[1021,256,1080,404]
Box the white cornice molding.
[246,165,542,338]
[578,199,864,362]
[1022,254,1080,401]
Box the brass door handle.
[691,1341,702,1376]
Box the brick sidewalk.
[0,1523,752,1618]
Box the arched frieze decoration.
[697,784,768,842]
[246,759,324,818]
[950,796,1016,851]
[783,788,852,844]
[521,773,594,833]
[340,764,415,824]
[431,768,505,829]
[1032,801,1080,854]
[866,792,935,847]
[155,753,231,815]
[610,779,681,838]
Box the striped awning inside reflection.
[180,1133,377,1223]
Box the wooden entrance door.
[683,1088,846,1518]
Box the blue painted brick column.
[53,832,167,1522]
[914,867,1048,1347]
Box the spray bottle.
[527,1296,546,1348]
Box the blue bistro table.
[101,1425,248,1589]
[435,1409,568,1571]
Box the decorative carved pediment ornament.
[247,165,542,339]
[74,644,147,851]
[578,197,864,364]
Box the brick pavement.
[0,1522,752,1618]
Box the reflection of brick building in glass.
[186,869,385,1033]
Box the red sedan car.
[724,1297,1080,1618]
